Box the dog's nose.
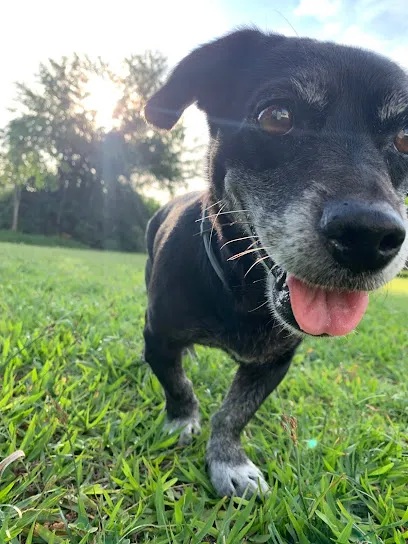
[320,200,406,272]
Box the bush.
[0,184,161,253]
[0,230,88,249]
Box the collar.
[200,206,231,291]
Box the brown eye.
[258,105,293,135]
[395,127,408,154]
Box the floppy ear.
[144,28,283,130]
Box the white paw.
[165,416,201,445]
[208,458,269,497]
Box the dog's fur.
[143,28,408,497]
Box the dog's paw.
[208,458,269,498]
[165,416,201,445]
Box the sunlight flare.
[84,75,121,131]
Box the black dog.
[143,28,408,497]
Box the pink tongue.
[286,275,369,336]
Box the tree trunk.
[56,179,68,235]
[11,185,21,232]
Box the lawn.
[0,243,407,543]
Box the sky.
[1,0,408,196]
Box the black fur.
[143,28,408,497]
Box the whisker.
[209,202,226,247]
[248,299,269,313]
[246,240,259,251]
[220,235,257,250]
[228,246,270,261]
[195,209,249,222]
[202,199,225,213]
[252,278,265,284]
[233,240,260,255]
[274,10,311,67]
[193,229,211,237]
[244,255,271,278]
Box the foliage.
[0,185,151,251]
[113,52,196,195]
[0,150,50,192]
[0,229,88,248]
[0,123,56,231]
[0,50,192,250]
[0,244,407,543]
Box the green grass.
[0,243,407,543]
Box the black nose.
[320,200,406,273]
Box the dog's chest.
[199,315,297,364]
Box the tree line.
[0,53,196,252]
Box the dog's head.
[145,28,408,337]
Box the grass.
[0,242,407,543]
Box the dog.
[142,28,408,498]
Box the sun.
[84,75,122,131]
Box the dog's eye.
[394,127,408,154]
[257,106,293,135]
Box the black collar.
[200,206,231,291]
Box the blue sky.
[1,0,407,197]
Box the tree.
[0,49,192,250]
[10,56,102,233]
[113,52,197,195]
[0,124,53,231]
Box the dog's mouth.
[269,265,369,337]
[248,223,370,337]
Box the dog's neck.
[201,195,271,313]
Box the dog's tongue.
[286,275,369,336]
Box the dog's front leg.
[143,329,201,445]
[206,350,295,497]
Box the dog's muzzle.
[248,221,302,333]
[249,223,370,338]
[269,264,303,332]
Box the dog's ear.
[144,28,283,130]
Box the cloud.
[293,0,342,20]
[389,45,408,70]
[315,22,344,40]
[337,24,387,51]
[292,0,408,72]
[357,0,405,23]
